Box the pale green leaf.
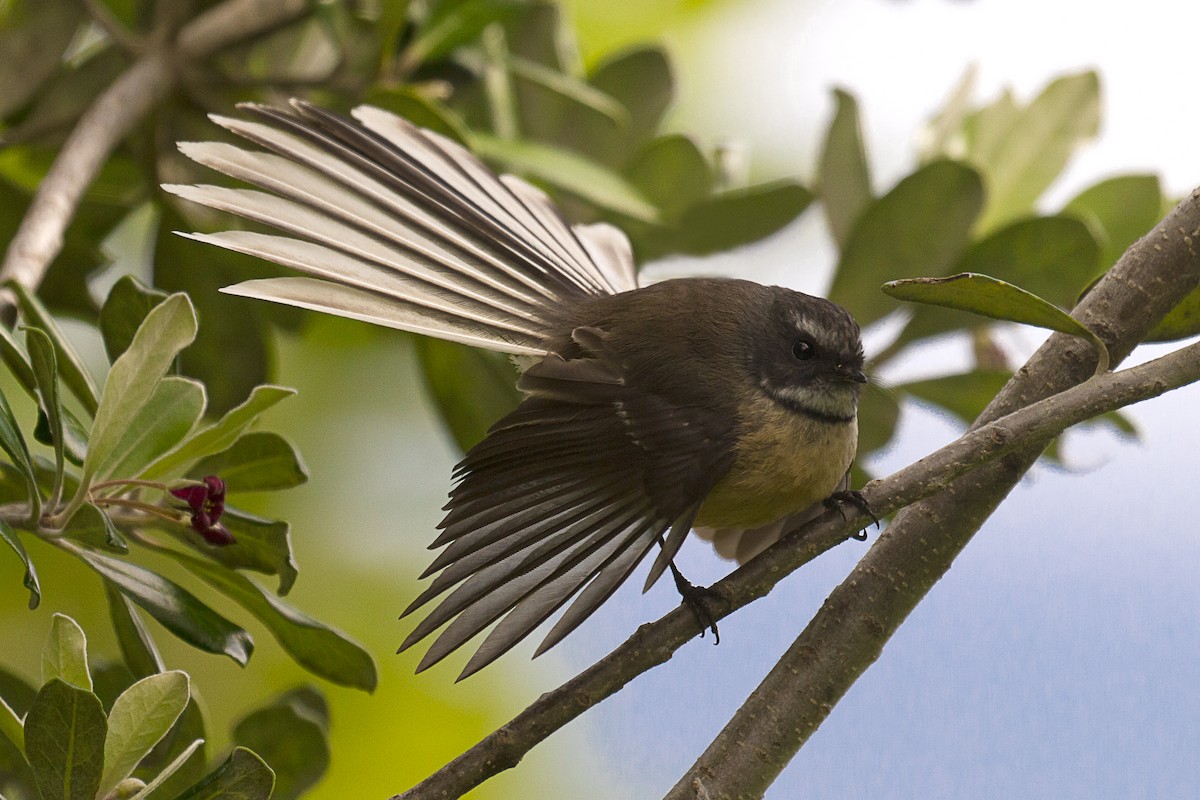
[97,377,206,482]
[99,671,190,799]
[819,88,873,247]
[41,613,90,691]
[973,71,1101,233]
[137,385,295,482]
[80,294,198,493]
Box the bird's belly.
[694,402,857,530]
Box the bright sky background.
[544,1,1200,797]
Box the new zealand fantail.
[166,101,866,679]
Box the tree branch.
[391,192,1200,800]
[0,0,309,295]
[666,189,1200,799]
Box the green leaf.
[819,88,873,247]
[962,85,1016,169]
[1146,286,1200,342]
[960,216,1100,309]
[899,370,1012,425]
[0,383,40,518]
[0,323,36,394]
[98,377,206,482]
[69,546,253,666]
[831,160,984,325]
[972,71,1101,233]
[80,294,198,494]
[624,135,712,222]
[7,281,99,416]
[0,665,34,771]
[1063,175,1163,270]
[41,613,91,691]
[0,691,23,756]
[173,747,274,800]
[71,502,129,554]
[137,385,296,482]
[571,46,673,167]
[99,671,190,799]
[104,581,165,679]
[882,272,1110,373]
[25,327,64,502]
[164,549,376,692]
[0,517,39,609]
[895,215,1100,350]
[178,507,298,596]
[99,275,170,363]
[232,692,329,800]
[24,679,106,800]
[508,53,628,125]
[470,132,660,222]
[191,432,308,493]
[402,0,522,66]
[36,403,88,466]
[919,65,977,162]
[415,338,522,452]
[0,0,84,117]
[665,181,814,258]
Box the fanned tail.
[165,100,638,355]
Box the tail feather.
[168,100,640,354]
[224,277,547,354]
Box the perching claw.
[667,560,725,644]
[825,489,879,541]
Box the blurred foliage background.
[0,0,1194,798]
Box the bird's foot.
[669,562,725,645]
[824,490,879,541]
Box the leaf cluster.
[813,71,1188,472]
[0,612,332,800]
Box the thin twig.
[0,0,309,296]
[665,189,1200,799]
[391,194,1200,799]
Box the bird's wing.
[400,328,735,680]
[165,100,639,355]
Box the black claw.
[825,490,879,541]
[668,561,724,644]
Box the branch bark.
[665,189,1200,799]
[0,0,309,294]
[391,192,1200,800]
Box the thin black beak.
[837,365,869,384]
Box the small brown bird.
[166,101,865,679]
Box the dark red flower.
[170,475,233,545]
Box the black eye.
[792,338,815,360]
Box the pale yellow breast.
[694,396,858,530]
